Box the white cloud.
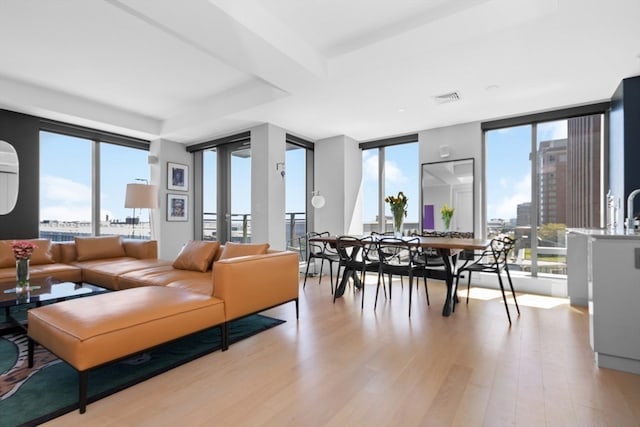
[40,175,92,221]
[384,160,407,186]
[41,175,91,203]
[362,151,378,182]
[489,173,531,220]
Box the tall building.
[536,115,602,228]
[538,139,568,225]
[566,115,602,228]
[516,202,531,226]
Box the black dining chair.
[302,231,340,294]
[372,231,405,288]
[375,237,428,316]
[334,235,380,309]
[454,236,520,324]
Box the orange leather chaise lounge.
[21,237,299,414]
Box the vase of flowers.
[12,240,37,288]
[441,204,454,231]
[385,191,408,237]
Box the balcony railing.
[203,212,307,258]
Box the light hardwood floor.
[44,275,640,427]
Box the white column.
[251,123,286,249]
[314,135,362,235]
[149,138,193,260]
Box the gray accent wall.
[0,109,40,239]
[610,75,640,224]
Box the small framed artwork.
[167,193,188,221]
[167,162,188,191]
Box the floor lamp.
[124,182,158,239]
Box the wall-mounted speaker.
[439,145,450,158]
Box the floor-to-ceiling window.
[361,136,419,234]
[285,142,307,251]
[202,149,217,241]
[484,106,606,277]
[230,143,251,242]
[39,126,150,240]
[194,132,314,248]
[193,132,251,243]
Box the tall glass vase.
[392,209,404,237]
[16,258,30,288]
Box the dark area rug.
[0,313,284,427]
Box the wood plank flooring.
[43,275,640,427]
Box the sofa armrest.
[213,251,299,321]
[123,240,158,259]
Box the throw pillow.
[0,239,54,267]
[27,239,55,265]
[0,241,15,268]
[173,240,220,272]
[218,241,270,260]
[75,235,126,261]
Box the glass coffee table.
[1,277,106,334]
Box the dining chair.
[375,237,428,316]
[371,231,405,288]
[454,236,520,324]
[334,235,380,309]
[302,231,340,294]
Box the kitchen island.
[567,228,640,375]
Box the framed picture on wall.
[167,193,188,221]
[167,162,188,191]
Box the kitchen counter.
[567,227,640,239]
[567,228,640,374]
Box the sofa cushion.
[75,258,172,290]
[0,241,16,268]
[172,241,220,272]
[117,266,211,290]
[28,239,55,265]
[218,242,269,260]
[75,236,126,261]
[0,239,54,267]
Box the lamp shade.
[125,183,158,209]
[311,191,326,209]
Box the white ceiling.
[0,0,638,144]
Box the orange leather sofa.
[1,236,299,414]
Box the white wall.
[419,122,483,237]
[250,123,286,249]
[314,135,362,235]
[149,138,193,260]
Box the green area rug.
[0,313,284,427]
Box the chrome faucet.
[626,189,640,233]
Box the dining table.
[309,235,490,317]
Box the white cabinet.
[567,231,589,306]
[589,236,640,374]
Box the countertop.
[567,228,640,239]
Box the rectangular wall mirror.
[421,158,474,234]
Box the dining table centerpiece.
[441,204,455,231]
[12,240,37,288]
[385,191,408,237]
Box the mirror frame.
[0,140,19,215]
[420,158,474,234]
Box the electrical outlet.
[635,248,640,269]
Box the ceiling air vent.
[434,91,460,104]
